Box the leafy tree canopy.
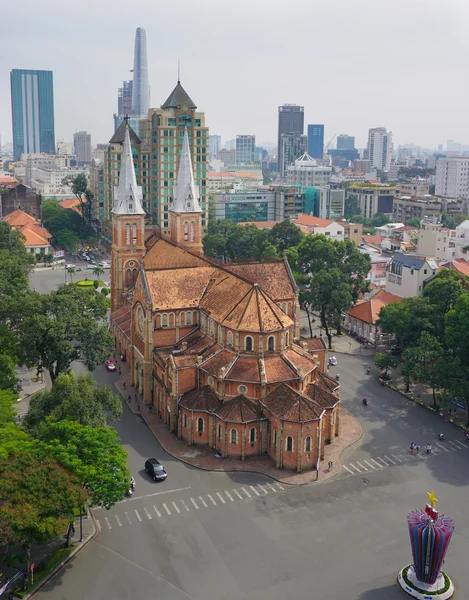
[269,220,303,251]
[377,296,436,349]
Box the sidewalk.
[0,509,96,599]
[14,366,50,423]
[113,357,362,485]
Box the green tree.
[374,352,398,378]
[62,173,89,226]
[423,269,465,340]
[0,423,37,458]
[36,421,129,509]
[445,293,469,423]
[344,194,360,218]
[269,220,302,252]
[92,266,105,280]
[0,453,85,582]
[370,214,390,227]
[0,222,35,299]
[0,353,19,392]
[17,285,113,381]
[0,390,17,425]
[406,218,421,228]
[67,266,75,283]
[377,296,436,350]
[24,372,122,432]
[429,184,435,195]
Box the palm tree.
[67,267,75,283]
[92,266,105,280]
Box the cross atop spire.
[112,124,145,216]
[170,129,202,214]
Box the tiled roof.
[59,198,82,211]
[390,253,426,269]
[16,225,51,247]
[294,214,334,228]
[261,383,324,422]
[223,261,296,302]
[214,395,262,423]
[161,81,197,109]
[347,290,403,324]
[2,209,38,227]
[109,119,141,145]
[306,383,339,409]
[283,347,317,376]
[146,267,214,310]
[298,337,327,352]
[143,238,208,270]
[362,235,384,246]
[173,355,198,369]
[315,371,339,394]
[226,356,261,382]
[200,349,236,377]
[2,210,52,248]
[263,355,298,382]
[439,259,469,278]
[179,386,220,412]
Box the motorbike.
[125,488,133,498]
[362,398,368,406]
[335,373,340,381]
[130,478,136,491]
[438,434,445,441]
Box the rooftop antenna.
[177,59,180,84]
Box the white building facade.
[286,152,332,187]
[366,127,392,171]
[385,253,436,297]
[435,157,469,199]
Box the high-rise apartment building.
[208,134,221,158]
[236,135,256,164]
[337,135,355,150]
[131,27,149,117]
[277,104,304,171]
[307,124,324,159]
[118,80,133,116]
[287,152,331,187]
[366,127,392,171]
[139,80,208,235]
[279,134,307,178]
[73,131,92,165]
[10,69,55,161]
[435,157,469,199]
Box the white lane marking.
[267,483,277,492]
[241,487,252,498]
[134,509,142,522]
[452,440,466,449]
[276,483,284,490]
[250,485,260,497]
[207,494,217,505]
[94,486,193,509]
[125,512,131,524]
[356,461,368,471]
[343,465,355,474]
[376,457,389,467]
[258,485,268,495]
[391,454,403,463]
[104,517,112,530]
[163,503,171,515]
[172,501,180,514]
[153,505,161,518]
[199,496,208,507]
[437,443,449,452]
[384,455,396,465]
[370,458,384,469]
[190,498,199,510]
[349,463,362,473]
[225,491,234,502]
[448,441,459,450]
[144,507,152,520]
[181,500,190,512]
[96,519,101,531]
[216,492,226,504]
[233,489,243,499]
[363,460,376,470]
[115,515,122,527]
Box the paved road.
[29,264,110,294]
[31,273,469,600]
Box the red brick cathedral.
[110,117,341,472]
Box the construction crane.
[324,133,337,154]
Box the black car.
[145,458,167,481]
[388,346,402,355]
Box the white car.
[66,263,75,269]
[102,264,111,269]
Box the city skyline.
[2,0,469,150]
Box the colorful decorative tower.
[398,492,455,599]
[169,128,203,252]
[110,120,146,313]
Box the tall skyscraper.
[307,124,324,159]
[236,135,256,164]
[279,134,307,177]
[131,27,149,117]
[74,131,92,165]
[366,127,392,171]
[337,134,355,150]
[10,69,55,161]
[208,134,221,158]
[118,80,133,116]
[277,104,304,171]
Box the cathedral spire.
[112,123,145,216]
[170,129,202,214]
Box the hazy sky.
[2,0,469,150]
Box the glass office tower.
[10,69,55,161]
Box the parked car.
[387,346,402,355]
[66,263,75,269]
[105,359,116,372]
[76,267,82,272]
[145,458,167,482]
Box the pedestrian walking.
[425,444,432,454]
[137,403,140,412]
[123,381,126,390]
[415,444,420,454]
[328,460,333,471]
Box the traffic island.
[398,565,454,599]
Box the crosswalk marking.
[267,483,277,492]
[163,503,171,515]
[391,454,402,463]
[250,485,260,497]
[437,443,449,452]
[115,515,122,527]
[376,457,389,467]
[448,441,460,450]
[356,461,368,471]
[258,485,268,495]
[370,458,383,469]
[343,465,354,474]
[452,440,466,449]
[172,501,180,514]
[225,491,234,502]
[190,498,199,509]
[199,496,208,507]
[153,505,161,518]
[134,509,142,522]
[144,507,152,520]
[207,494,217,505]
[364,459,376,470]
[181,499,190,512]
[125,512,131,524]
[105,517,112,530]
[241,487,252,498]
[233,489,243,499]
[216,492,226,504]
[349,463,361,473]
[276,483,285,490]
[384,455,396,465]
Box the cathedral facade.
[110,96,341,472]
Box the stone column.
[208,414,214,449]
[277,425,283,469]
[189,412,194,446]
[241,427,246,461]
[297,427,303,473]
[223,423,228,458]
